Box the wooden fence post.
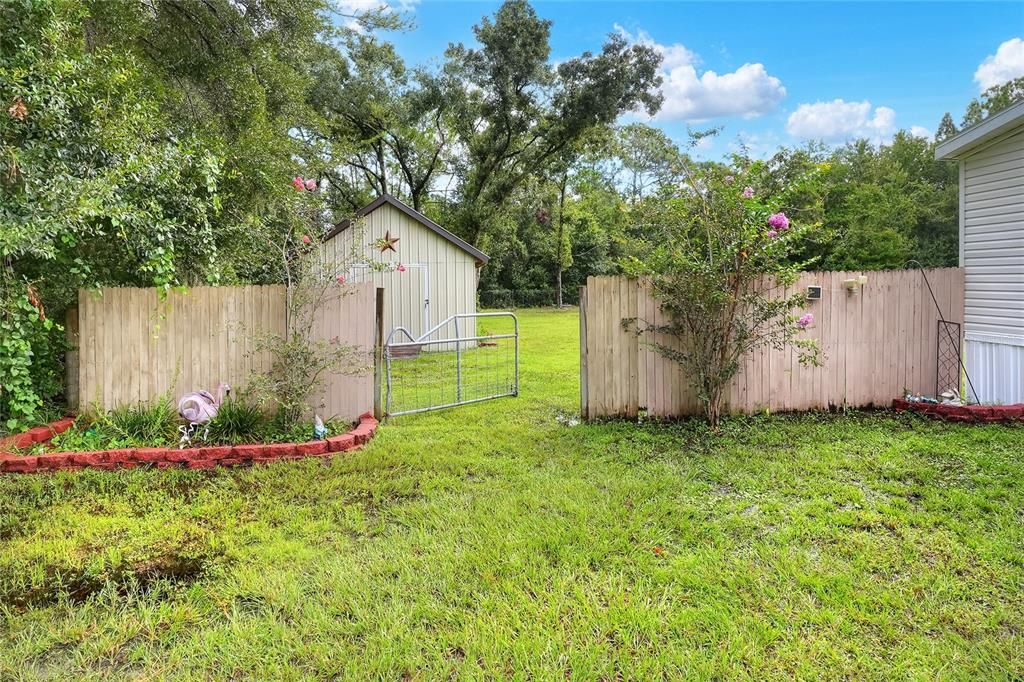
[579,285,588,420]
[373,286,385,420]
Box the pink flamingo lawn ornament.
[177,383,230,448]
[178,382,230,423]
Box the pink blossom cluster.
[741,186,755,199]
[768,212,789,230]
[797,313,814,328]
[766,211,790,239]
[292,176,317,192]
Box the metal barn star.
[379,230,400,253]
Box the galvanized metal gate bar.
[384,312,519,417]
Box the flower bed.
[0,413,378,474]
[893,399,1024,424]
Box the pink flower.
[336,274,345,284]
[768,212,789,230]
[742,186,755,199]
[797,313,814,328]
[396,263,406,273]
[292,176,304,191]
[302,235,311,245]
[304,178,317,191]
[767,229,778,239]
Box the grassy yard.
[1,308,1022,680]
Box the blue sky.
[376,1,1024,158]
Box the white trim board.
[966,331,1024,347]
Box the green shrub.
[203,398,265,445]
[99,397,179,447]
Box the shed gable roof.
[324,194,489,264]
[936,99,1024,160]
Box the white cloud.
[728,131,782,159]
[336,0,418,31]
[974,37,1024,91]
[615,25,786,122]
[909,125,931,139]
[786,99,897,144]
[693,136,715,151]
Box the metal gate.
[383,312,519,417]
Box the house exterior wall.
[961,127,1024,403]
[323,202,479,346]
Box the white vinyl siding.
[960,126,1024,404]
[961,128,1024,340]
[323,202,479,346]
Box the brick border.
[0,413,378,474]
[893,399,1024,424]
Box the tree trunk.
[375,142,388,196]
[554,171,568,308]
[705,390,723,429]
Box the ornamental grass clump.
[203,397,266,445]
[99,395,180,447]
[625,137,822,427]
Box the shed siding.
[961,127,1024,403]
[324,202,478,344]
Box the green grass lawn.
[1,308,1022,680]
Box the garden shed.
[323,194,489,343]
[936,99,1024,404]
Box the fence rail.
[580,268,965,419]
[70,284,377,422]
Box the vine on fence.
[0,274,62,431]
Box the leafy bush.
[247,222,371,427]
[0,279,64,433]
[266,415,350,444]
[203,398,266,445]
[46,417,126,453]
[625,135,821,427]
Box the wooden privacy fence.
[580,268,965,419]
[68,283,379,422]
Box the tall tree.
[612,123,685,201]
[440,0,663,246]
[935,112,958,141]
[961,76,1024,127]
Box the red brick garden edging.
[0,413,378,474]
[893,399,1024,424]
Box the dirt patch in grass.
[3,550,216,609]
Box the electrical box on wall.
[807,285,822,300]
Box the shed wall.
[324,203,479,344]
[961,127,1024,403]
